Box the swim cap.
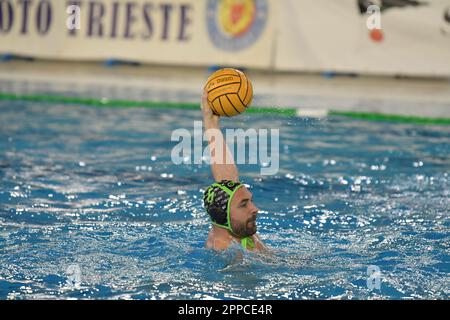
[203,180,255,250]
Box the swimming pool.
[0,100,448,300]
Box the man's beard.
[231,217,257,238]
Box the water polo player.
[201,90,266,251]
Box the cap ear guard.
[203,184,229,227]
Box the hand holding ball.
[204,68,253,117]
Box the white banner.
[0,0,275,68]
[1,0,450,76]
[275,0,450,77]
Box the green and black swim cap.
[203,180,255,250]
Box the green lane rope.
[0,92,448,125]
[0,92,297,116]
[329,111,450,126]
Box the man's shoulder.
[252,234,267,251]
[206,238,231,251]
[206,231,232,251]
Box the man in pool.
[201,91,266,252]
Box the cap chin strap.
[212,222,255,250]
[241,236,255,250]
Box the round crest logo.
[207,0,268,51]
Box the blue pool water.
[0,100,448,300]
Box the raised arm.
[201,91,239,182]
